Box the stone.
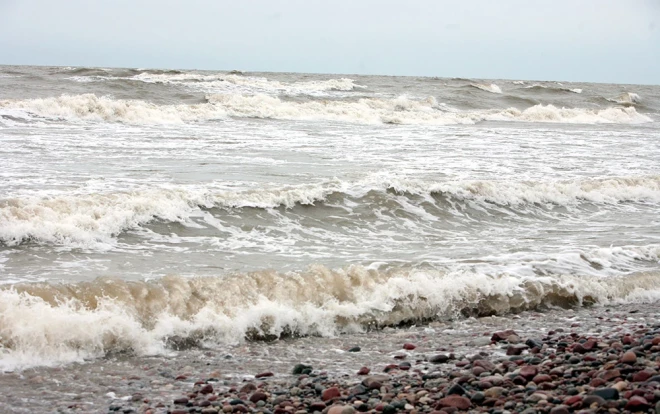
[550,405,570,414]
[199,384,213,394]
[484,387,505,398]
[322,387,341,401]
[626,396,650,411]
[239,383,256,393]
[348,346,361,352]
[506,345,528,355]
[446,383,466,395]
[249,391,267,403]
[520,366,538,380]
[430,354,450,364]
[309,402,326,411]
[582,395,606,407]
[328,406,354,414]
[362,375,389,390]
[292,364,313,374]
[255,372,273,378]
[602,369,621,381]
[357,367,370,376]
[436,395,471,410]
[633,370,652,382]
[532,374,552,384]
[473,359,495,371]
[403,343,416,350]
[621,351,637,364]
[491,330,517,342]
[526,339,543,349]
[173,397,189,405]
[591,388,619,400]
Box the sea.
[1,65,659,373]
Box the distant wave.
[2,260,660,369]
[469,83,502,94]
[0,93,653,125]
[608,92,642,106]
[523,84,582,94]
[2,175,659,248]
[66,71,367,96]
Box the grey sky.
[1,0,658,84]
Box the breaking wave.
[469,83,503,94]
[609,92,642,106]
[0,93,652,125]
[1,262,660,370]
[523,84,582,94]
[2,175,659,247]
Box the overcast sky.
[1,0,658,84]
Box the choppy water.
[1,65,660,370]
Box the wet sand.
[1,302,659,413]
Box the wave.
[469,83,502,94]
[208,94,653,125]
[523,84,582,94]
[0,94,227,124]
[2,175,659,247]
[67,71,366,96]
[608,92,642,106]
[0,93,652,125]
[1,260,659,370]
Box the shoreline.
[0,302,659,413]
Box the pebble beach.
[2,302,659,413]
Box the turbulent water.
[1,65,660,371]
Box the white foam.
[610,92,642,105]
[2,262,659,371]
[471,83,503,94]
[2,176,659,248]
[0,94,227,124]
[0,94,652,125]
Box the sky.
[0,0,659,84]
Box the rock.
[322,387,341,401]
[309,402,326,411]
[382,405,396,414]
[362,375,388,390]
[550,405,570,414]
[621,350,637,364]
[612,381,628,392]
[591,388,619,400]
[472,359,495,372]
[198,384,213,394]
[484,387,505,398]
[506,344,528,355]
[430,354,450,364]
[491,330,517,342]
[532,374,552,384]
[446,383,466,395]
[239,383,256,394]
[602,369,621,381]
[436,395,471,410]
[471,392,485,404]
[633,370,652,382]
[526,338,543,349]
[520,366,538,380]
[506,334,521,343]
[403,343,416,350]
[582,395,606,407]
[328,406,354,414]
[292,364,313,375]
[255,372,273,378]
[249,392,267,403]
[357,367,370,376]
[348,346,361,352]
[626,396,650,411]
[173,397,189,405]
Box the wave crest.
[2,263,659,370]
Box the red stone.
[621,351,637,364]
[491,330,517,342]
[590,378,606,387]
[602,369,621,381]
[625,396,650,410]
[249,391,268,403]
[239,383,256,393]
[199,384,213,394]
[403,343,416,350]
[564,395,582,405]
[622,335,634,345]
[583,339,597,350]
[357,366,370,375]
[437,395,471,410]
[532,374,552,384]
[473,359,495,371]
[519,366,538,380]
[322,387,341,401]
[309,402,326,411]
[652,336,660,345]
[255,372,274,378]
[632,370,652,382]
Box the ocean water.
[1,65,660,371]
